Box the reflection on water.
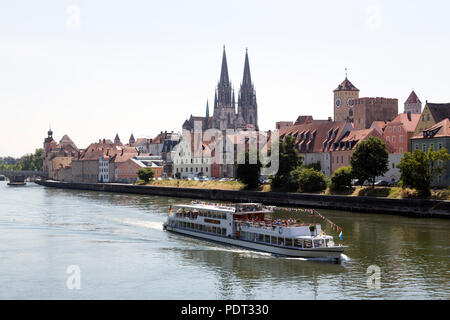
[0,181,449,299]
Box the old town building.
[279,120,352,177]
[383,113,421,154]
[411,119,450,187]
[333,77,398,129]
[116,156,163,183]
[43,129,79,180]
[414,102,450,135]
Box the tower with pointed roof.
[213,46,236,130]
[404,90,422,114]
[236,49,258,130]
[333,73,360,122]
[129,134,136,146]
[205,100,210,119]
[114,134,121,144]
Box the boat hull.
[165,225,347,260]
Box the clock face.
[335,98,342,108]
[347,98,354,107]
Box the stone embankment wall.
[36,180,450,218]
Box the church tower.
[237,49,258,130]
[213,46,236,130]
[333,72,360,122]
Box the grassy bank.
[136,179,450,200]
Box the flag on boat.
[169,205,173,216]
[339,231,343,241]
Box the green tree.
[330,166,353,191]
[305,161,321,172]
[295,167,328,193]
[137,167,155,183]
[271,136,303,191]
[397,147,450,196]
[235,149,262,190]
[350,136,389,187]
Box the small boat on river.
[163,202,347,261]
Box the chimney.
[121,149,124,156]
[407,111,412,121]
[103,138,105,144]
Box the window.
[392,162,395,169]
[386,136,390,142]
[439,143,443,150]
[415,144,419,150]
[422,144,426,151]
[399,135,403,143]
[427,114,431,121]
[399,147,403,153]
[392,136,396,143]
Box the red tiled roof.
[334,78,359,92]
[279,121,349,153]
[412,118,450,139]
[405,90,421,104]
[389,113,421,133]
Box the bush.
[296,167,328,193]
[137,167,154,183]
[330,166,353,190]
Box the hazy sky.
[1,0,450,157]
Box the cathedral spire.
[206,99,210,118]
[242,48,252,87]
[219,46,229,86]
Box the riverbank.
[142,179,450,200]
[35,180,450,218]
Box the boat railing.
[238,220,310,230]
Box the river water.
[0,181,448,299]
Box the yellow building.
[414,102,450,135]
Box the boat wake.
[111,218,163,231]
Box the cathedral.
[183,47,259,132]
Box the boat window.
[313,240,323,248]
[294,239,303,248]
[264,235,270,243]
[258,234,264,242]
[271,236,277,245]
[304,240,312,248]
[221,228,226,235]
[285,238,293,247]
[278,238,284,246]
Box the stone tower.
[333,75,360,122]
[237,49,258,130]
[129,134,135,146]
[114,133,121,144]
[213,46,236,130]
[404,90,422,114]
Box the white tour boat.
[163,202,347,261]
